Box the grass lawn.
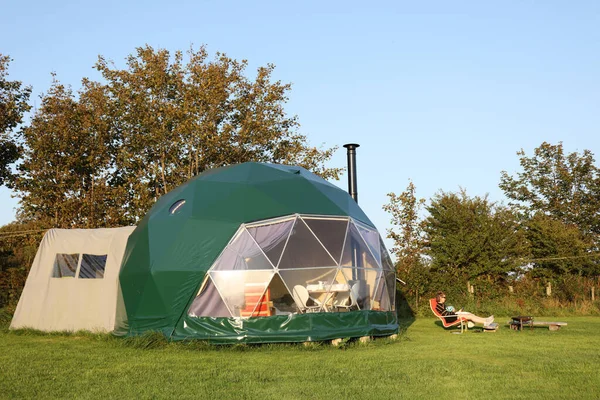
[1,316,599,399]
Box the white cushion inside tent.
[10,226,135,332]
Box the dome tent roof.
[115,162,397,342]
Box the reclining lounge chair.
[429,298,468,333]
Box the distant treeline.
[385,142,600,314]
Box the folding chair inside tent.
[429,298,468,333]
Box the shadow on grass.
[396,287,416,333]
[432,320,464,332]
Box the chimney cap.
[343,143,360,149]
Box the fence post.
[415,289,419,310]
[508,285,514,293]
[592,287,595,302]
[546,282,552,297]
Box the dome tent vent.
[169,199,186,214]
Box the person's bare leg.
[460,313,493,325]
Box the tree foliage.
[500,142,600,238]
[14,45,341,227]
[383,182,425,272]
[0,221,44,308]
[525,213,598,278]
[0,54,31,186]
[15,77,116,227]
[423,189,528,285]
[383,181,428,306]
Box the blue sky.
[2,1,599,251]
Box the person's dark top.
[435,300,457,323]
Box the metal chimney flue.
[343,143,360,203]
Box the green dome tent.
[115,162,398,343]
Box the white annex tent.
[10,227,135,332]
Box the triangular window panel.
[385,271,396,310]
[362,268,380,309]
[340,267,357,284]
[333,268,350,287]
[187,276,232,318]
[242,274,277,318]
[302,217,348,266]
[340,223,379,269]
[340,267,365,310]
[379,281,391,311]
[372,274,391,311]
[210,270,274,318]
[354,221,381,266]
[380,238,395,271]
[247,218,295,268]
[268,273,297,315]
[211,229,274,271]
[278,218,337,269]
[373,273,384,303]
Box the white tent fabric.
[10,226,135,332]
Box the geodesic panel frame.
[187,214,396,318]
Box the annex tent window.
[187,214,396,318]
[78,254,108,279]
[52,254,79,278]
[51,253,108,279]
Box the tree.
[383,181,428,307]
[15,77,116,228]
[14,45,342,227]
[0,221,44,308]
[383,182,425,272]
[500,142,600,239]
[423,189,528,287]
[0,54,31,186]
[94,46,342,223]
[525,213,598,278]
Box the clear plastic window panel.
[329,269,354,311]
[188,277,232,317]
[354,220,382,265]
[279,268,339,312]
[385,270,396,310]
[209,270,274,317]
[372,273,391,311]
[278,218,337,269]
[211,229,273,271]
[340,222,380,269]
[78,254,107,279]
[247,217,295,268]
[341,267,380,310]
[380,238,395,271]
[52,253,79,278]
[302,217,349,265]
[268,273,297,315]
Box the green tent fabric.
[115,162,398,343]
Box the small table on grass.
[510,316,533,331]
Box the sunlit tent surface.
[10,227,135,332]
[116,162,398,343]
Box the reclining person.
[435,291,494,326]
